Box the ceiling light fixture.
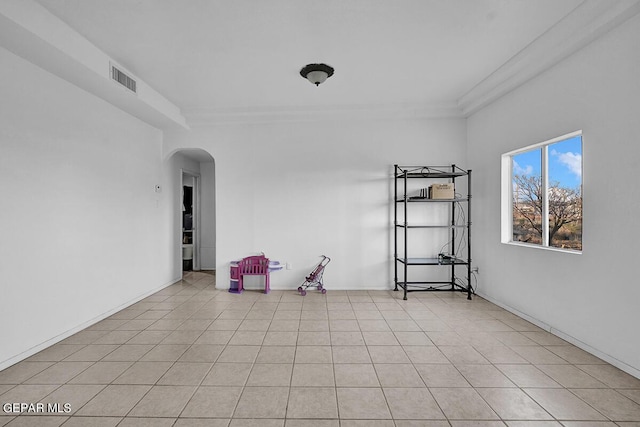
[300,63,334,86]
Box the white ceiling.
[32,0,586,118]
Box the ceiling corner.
[0,0,189,131]
[458,0,640,117]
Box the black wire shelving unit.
[394,165,472,300]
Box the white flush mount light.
[300,63,334,86]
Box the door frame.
[181,169,201,271]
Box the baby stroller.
[298,255,331,296]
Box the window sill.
[502,241,582,255]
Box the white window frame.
[501,130,582,254]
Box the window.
[502,131,582,252]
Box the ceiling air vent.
[110,63,137,94]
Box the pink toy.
[298,255,331,296]
[238,255,271,294]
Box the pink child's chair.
[238,255,270,294]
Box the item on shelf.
[429,183,455,199]
[438,253,456,264]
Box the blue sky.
[513,135,582,188]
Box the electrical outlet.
[286,262,292,270]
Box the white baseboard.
[477,291,640,380]
[0,277,182,372]
[222,285,394,292]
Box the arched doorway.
[166,148,216,276]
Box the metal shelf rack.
[394,165,472,300]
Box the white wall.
[0,47,171,369]
[467,14,640,376]
[199,161,216,269]
[164,116,467,291]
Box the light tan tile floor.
[1,271,640,426]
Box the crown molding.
[184,102,463,127]
[458,0,640,117]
